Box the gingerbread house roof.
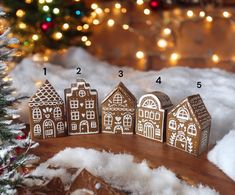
[102,82,136,105]
[70,169,125,195]
[28,80,63,107]
[141,91,173,110]
[64,79,97,96]
[170,94,211,129]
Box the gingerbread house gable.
[70,169,126,195]
[136,91,173,142]
[101,82,136,134]
[28,80,65,139]
[101,82,136,107]
[167,94,211,156]
[64,79,99,135]
[29,80,63,107]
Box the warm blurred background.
[1,0,235,72]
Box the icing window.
[104,113,113,126]
[54,107,62,118]
[32,108,42,119]
[113,93,123,104]
[123,114,132,127]
[187,124,197,136]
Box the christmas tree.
[2,0,91,54]
[0,10,38,194]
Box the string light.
[32,34,39,41]
[107,19,115,27]
[77,25,83,31]
[83,24,89,30]
[42,5,50,12]
[199,11,206,18]
[53,32,63,40]
[157,39,167,48]
[85,40,91,46]
[212,54,220,63]
[163,28,171,35]
[136,51,145,59]
[187,10,194,18]
[137,0,144,5]
[93,19,100,25]
[75,10,81,15]
[121,8,127,13]
[144,9,150,15]
[81,36,88,42]
[206,16,213,22]
[122,24,129,30]
[95,8,103,14]
[115,3,121,9]
[16,9,25,17]
[223,11,231,18]
[91,3,98,10]
[104,8,110,13]
[19,22,27,29]
[46,0,53,3]
[25,0,32,3]
[62,23,69,30]
[170,53,180,62]
[38,0,45,4]
[53,8,60,14]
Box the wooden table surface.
[32,134,235,195]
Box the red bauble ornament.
[40,22,54,32]
[149,0,160,9]
[15,147,24,154]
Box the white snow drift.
[31,147,218,195]
[11,47,235,182]
[208,130,235,182]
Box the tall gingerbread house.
[102,82,136,134]
[28,80,66,139]
[166,94,211,156]
[136,92,173,142]
[64,79,99,135]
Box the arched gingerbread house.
[136,92,173,142]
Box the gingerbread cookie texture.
[101,82,136,134]
[64,79,99,135]
[70,169,126,195]
[136,91,173,142]
[28,80,66,139]
[166,94,211,156]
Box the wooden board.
[32,134,235,194]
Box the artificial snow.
[31,147,218,195]
[208,130,235,182]
[10,47,235,182]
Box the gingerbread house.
[136,91,173,142]
[64,79,99,135]
[69,169,126,195]
[28,80,65,139]
[102,82,136,134]
[166,94,211,156]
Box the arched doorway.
[79,120,89,133]
[144,122,154,139]
[43,119,56,138]
[114,125,123,134]
[175,134,187,151]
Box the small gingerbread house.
[102,82,136,134]
[69,169,126,195]
[136,91,173,142]
[28,80,65,139]
[64,79,99,135]
[166,94,211,156]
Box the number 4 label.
[156,76,162,84]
